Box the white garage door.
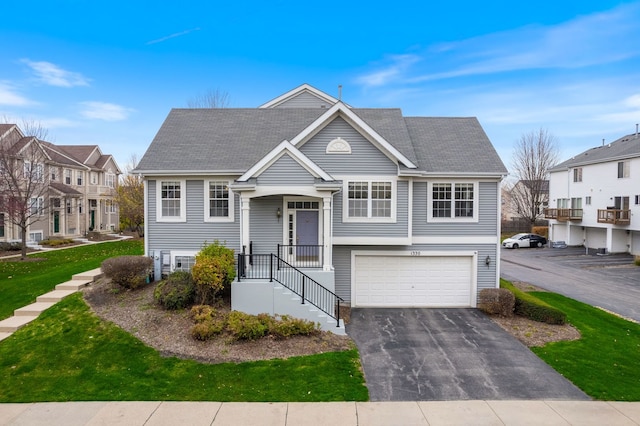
[354,255,474,307]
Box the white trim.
[282,196,323,266]
[170,250,198,272]
[155,179,186,222]
[238,185,335,199]
[340,176,397,223]
[238,140,334,182]
[427,181,479,223]
[407,179,413,240]
[203,179,235,223]
[333,236,411,245]
[144,180,149,256]
[412,236,499,245]
[326,137,352,154]
[289,103,417,169]
[259,84,341,109]
[350,250,478,308]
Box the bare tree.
[0,123,51,259]
[115,154,144,237]
[510,128,559,226]
[186,88,230,108]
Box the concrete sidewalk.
[1,400,640,425]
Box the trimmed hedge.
[501,279,566,324]
[478,288,515,317]
[531,226,548,238]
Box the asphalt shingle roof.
[137,107,507,175]
[551,133,640,171]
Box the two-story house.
[136,84,507,332]
[0,123,121,243]
[546,129,640,255]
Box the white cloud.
[22,59,90,88]
[80,101,134,121]
[0,82,34,106]
[146,27,201,45]
[356,55,420,87]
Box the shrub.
[501,280,566,324]
[226,311,271,340]
[154,271,196,310]
[531,226,548,238]
[0,242,22,252]
[101,255,152,289]
[191,241,236,304]
[270,315,320,338]
[189,305,226,340]
[478,288,515,317]
[40,238,75,247]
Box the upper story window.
[428,182,478,222]
[585,196,591,205]
[106,173,116,188]
[105,200,117,213]
[64,169,72,185]
[51,198,61,208]
[30,197,44,216]
[205,180,234,222]
[90,172,98,185]
[66,200,72,214]
[618,161,630,178]
[635,195,640,205]
[156,180,186,222]
[343,179,395,222]
[77,171,84,186]
[23,162,44,182]
[573,167,582,182]
[51,169,58,181]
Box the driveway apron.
[347,308,588,401]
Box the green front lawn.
[530,292,640,401]
[0,240,143,320]
[0,293,368,402]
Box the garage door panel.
[354,255,472,307]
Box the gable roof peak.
[259,83,348,109]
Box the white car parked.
[502,233,548,249]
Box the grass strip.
[0,293,368,402]
[531,291,640,401]
[0,240,143,319]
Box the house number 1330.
[410,251,421,256]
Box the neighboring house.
[136,84,507,332]
[0,123,121,243]
[503,180,549,221]
[545,129,640,255]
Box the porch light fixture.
[276,208,281,219]
[485,255,491,267]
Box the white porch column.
[322,196,332,271]
[241,195,251,254]
[606,226,614,254]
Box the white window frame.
[77,171,84,186]
[90,172,98,185]
[618,161,630,179]
[106,173,116,188]
[171,250,197,272]
[30,197,45,216]
[204,180,234,222]
[156,180,186,222]
[427,181,478,223]
[573,167,582,183]
[105,200,117,214]
[341,176,396,223]
[24,162,44,183]
[64,169,72,185]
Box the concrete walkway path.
[1,400,640,425]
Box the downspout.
[143,178,149,256]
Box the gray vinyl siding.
[273,92,332,109]
[147,179,241,253]
[257,155,316,185]
[248,196,283,254]
[412,181,498,235]
[299,117,397,175]
[333,180,409,237]
[332,244,498,303]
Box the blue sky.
[1,1,639,173]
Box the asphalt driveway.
[501,246,640,322]
[347,308,588,401]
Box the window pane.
[455,183,474,217]
[371,182,391,217]
[208,181,229,217]
[161,181,181,217]
[432,184,451,217]
[348,182,368,217]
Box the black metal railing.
[277,244,323,268]
[236,253,342,326]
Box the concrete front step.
[0,315,38,332]
[14,302,56,316]
[56,279,92,291]
[72,268,103,281]
[36,289,77,303]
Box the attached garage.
[352,251,477,308]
